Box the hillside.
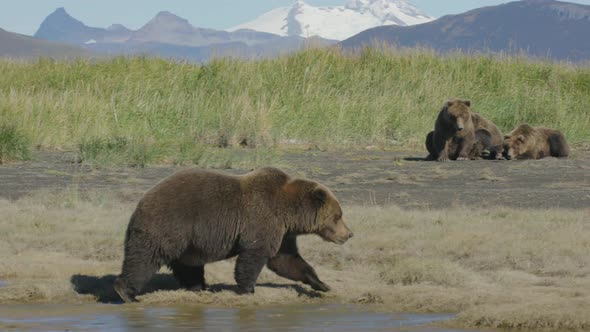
[0,28,90,58]
[341,0,590,61]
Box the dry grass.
[0,190,588,331]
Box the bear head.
[443,99,472,132]
[503,123,534,160]
[311,185,353,244]
[283,180,353,244]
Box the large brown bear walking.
[114,167,353,303]
[426,99,504,161]
[503,124,569,159]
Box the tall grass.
[0,124,30,164]
[0,48,588,164]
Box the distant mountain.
[34,8,132,45]
[340,0,590,61]
[0,28,91,58]
[127,11,296,47]
[33,8,335,62]
[229,0,434,41]
[85,37,326,63]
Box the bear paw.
[114,278,138,303]
[456,157,469,161]
[310,281,331,292]
[236,286,255,295]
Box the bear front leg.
[267,235,330,292]
[267,254,330,292]
[433,133,450,162]
[437,141,450,162]
[456,138,472,161]
[425,131,437,160]
[234,249,269,294]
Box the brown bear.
[114,167,353,303]
[426,128,502,161]
[503,124,570,160]
[471,113,505,159]
[425,99,504,161]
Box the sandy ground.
[0,149,589,331]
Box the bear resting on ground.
[426,99,504,161]
[114,167,353,303]
[503,124,569,160]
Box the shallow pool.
[0,304,486,331]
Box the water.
[0,304,487,331]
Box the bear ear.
[446,100,455,108]
[504,134,511,140]
[311,188,327,208]
[517,135,525,142]
[463,100,472,107]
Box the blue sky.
[2,0,590,36]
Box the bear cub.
[503,124,569,160]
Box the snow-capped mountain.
[229,0,434,41]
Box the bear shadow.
[71,274,322,303]
[403,156,430,162]
[206,282,322,298]
[70,273,180,304]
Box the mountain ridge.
[1,27,91,58]
[32,8,335,62]
[340,0,590,61]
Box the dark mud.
[1,150,588,209]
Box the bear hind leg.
[548,133,569,158]
[169,261,206,291]
[234,249,269,295]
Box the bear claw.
[114,278,138,303]
[311,282,331,292]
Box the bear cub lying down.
[503,123,570,160]
[114,167,353,303]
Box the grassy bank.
[0,190,588,331]
[0,48,589,165]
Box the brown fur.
[471,113,505,159]
[114,167,352,302]
[503,124,570,160]
[426,99,504,161]
[425,99,475,162]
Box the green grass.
[0,48,589,165]
[0,124,30,164]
